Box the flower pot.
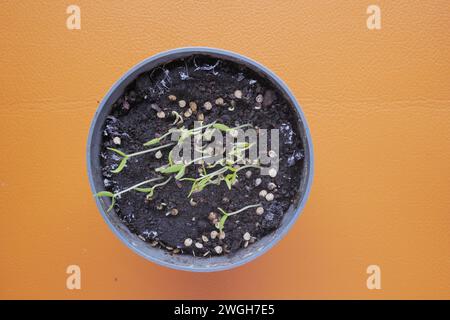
[87,47,313,271]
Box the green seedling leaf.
[94,191,114,198]
[143,137,161,146]
[111,157,128,173]
[213,123,231,132]
[175,166,186,180]
[156,164,184,174]
[94,191,115,212]
[107,147,127,157]
[217,209,229,232]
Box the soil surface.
[100,54,305,256]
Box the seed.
[210,230,219,239]
[155,150,163,159]
[202,235,209,242]
[214,245,223,254]
[215,97,224,105]
[245,170,252,178]
[184,109,192,117]
[156,111,165,118]
[189,101,197,112]
[197,113,204,121]
[267,182,276,190]
[243,232,251,241]
[113,137,121,145]
[170,208,179,216]
[268,168,277,177]
[255,178,262,187]
[256,206,264,215]
[203,101,213,110]
[195,242,203,249]
[178,100,186,108]
[219,231,226,240]
[256,94,264,103]
[234,90,243,99]
[208,211,218,222]
[259,190,268,197]
[184,238,192,247]
[265,193,274,201]
[268,150,277,158]
[168,95,177,101]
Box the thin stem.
[224,203,262,217]
[114,177,163,197]
[127,142,174,158]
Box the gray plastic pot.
[87,47,313,272]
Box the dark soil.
[100,54,304,257]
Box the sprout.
[217,203,261,232]
[108,142,174,173]
[134,176,173,199]
[94,177,164,212]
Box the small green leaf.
[175,166,186,180]
[143,137,161,146]
[111,157,128,173]
[107,147,127,157]
[157,164,184,174]
[213,123,231,132]
[217,212,229,232]
[94,191,114,198]
[107,196,116,212]
[225,174,233,190]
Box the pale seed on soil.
[256,94,264,103]
[255,178,262,186]
[197,113,204,121]
[219,231,226,240]
[245,170,252,178]
[178,100,186,108]
[189,101,197,112]
[243,232,251,241]
[184,238,193,247]
[202,235,209,242]
[215,97,224,105]
[157,111,166,118]
[184,109,192,117]
[259,190,268,197]
[203,101,213,110]
[155,150,163,159]
[256,206,264,215]
[265,193,274,201]
[214,245,223,254]
[267,182,276,190]
[208,211,218,223]
[234,90,243,99]
[113,137,121,145]
[168,95,177,101]
[210,230,219,239]
[195,242,203,249]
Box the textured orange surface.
[1,1,450,299]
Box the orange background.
[1,1,450,299]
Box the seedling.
[133,176,173,200]
[108,142,174,173]
[217,204,262,233]
[94,177,164,212]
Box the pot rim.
[86,47,314,272]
